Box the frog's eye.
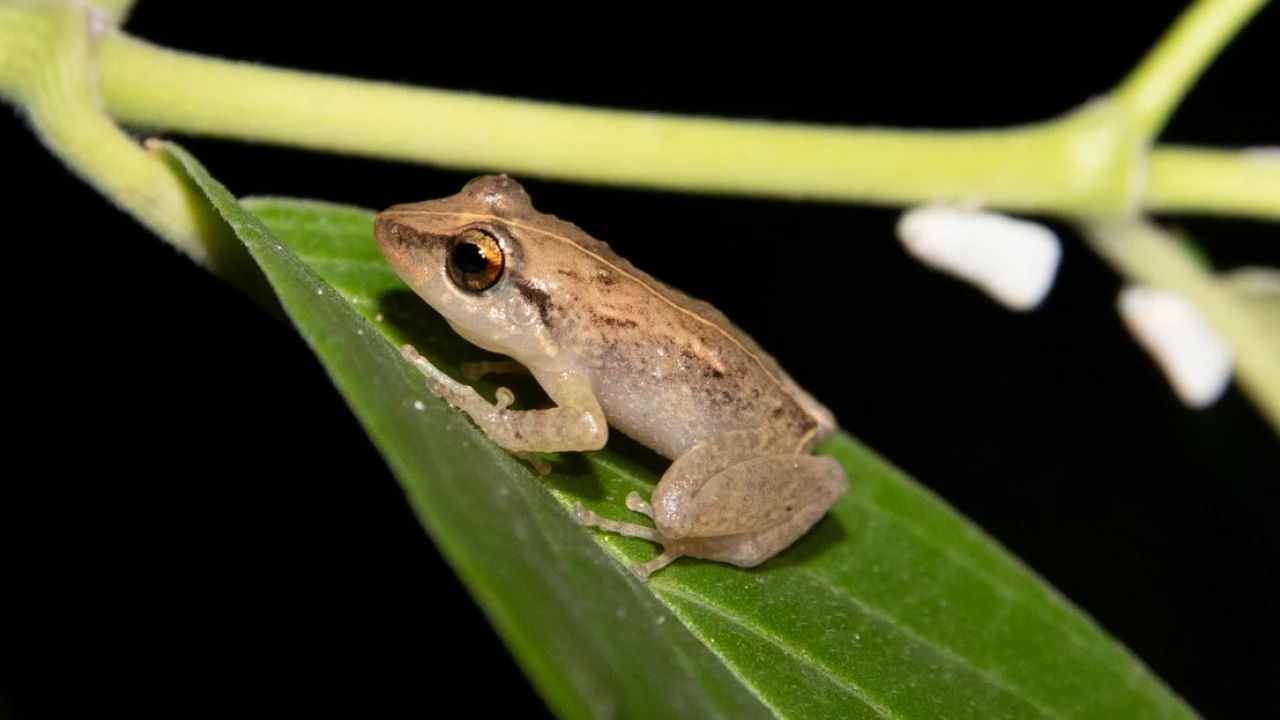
[447,228,505,292]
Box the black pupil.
[453,242,490,273]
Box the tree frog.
[375,176,848,579]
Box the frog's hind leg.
[572,503,663,543]
[572,503,684,579]
[624,491,655,518]
[707,454,847,567]
[648,427,847,567]
[658,452,847,567]
[575,427,848,579]
[573,427,784,577]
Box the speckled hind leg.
[571,503,683,580]
[577,427,848,579]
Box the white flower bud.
[897,206,1062,311]
[1118,286,1233,408]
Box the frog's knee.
[813,455,849,498]
[649,483,693,539]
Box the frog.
[374,175,848,580]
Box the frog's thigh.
[655,452,846,540]
[698,455,847,567]
[655,427,795,503]
[649,428,804,532]
[651,429,848,541]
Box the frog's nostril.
[374,216,396,241]
[374,216,413,255]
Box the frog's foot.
[400,345,470,401]
[624,491,654,518]
[573,502,683,580]
[494,387,516,410]
[631,551,682,580]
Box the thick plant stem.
[0,4,271,306]
[1146,148,1280,217]
[2,4,1276,229]
[91,35,1279,221]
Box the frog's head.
[375,177,560,367]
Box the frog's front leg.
[402,345,607,453]
[575,427,848,579]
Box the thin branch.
[1084,220,1280,433]
[1112,0,1270,140]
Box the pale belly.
[588,364,813,460]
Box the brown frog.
[375,176,847,579]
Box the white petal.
[1118,287,1234,408]
[896,206,1062,311]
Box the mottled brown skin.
[376,176,848,579]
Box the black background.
[5,1,1277,718]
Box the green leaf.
[163,142,1198,720]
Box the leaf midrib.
[586,452,1135,708]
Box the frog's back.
[554,222,833,428]
[483,178,835,456]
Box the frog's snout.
[373,213,406,252]
[374,213,429,265]
[375,211,443,292]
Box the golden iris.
[447,228,504,292]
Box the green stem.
[94,0,136,24]
[1147,146,1280,217]
[0,4,272,307]
[1113,0,1270,140]
[94,35,1279,221]
[93,35,1091,210]
[0,5,203,256]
